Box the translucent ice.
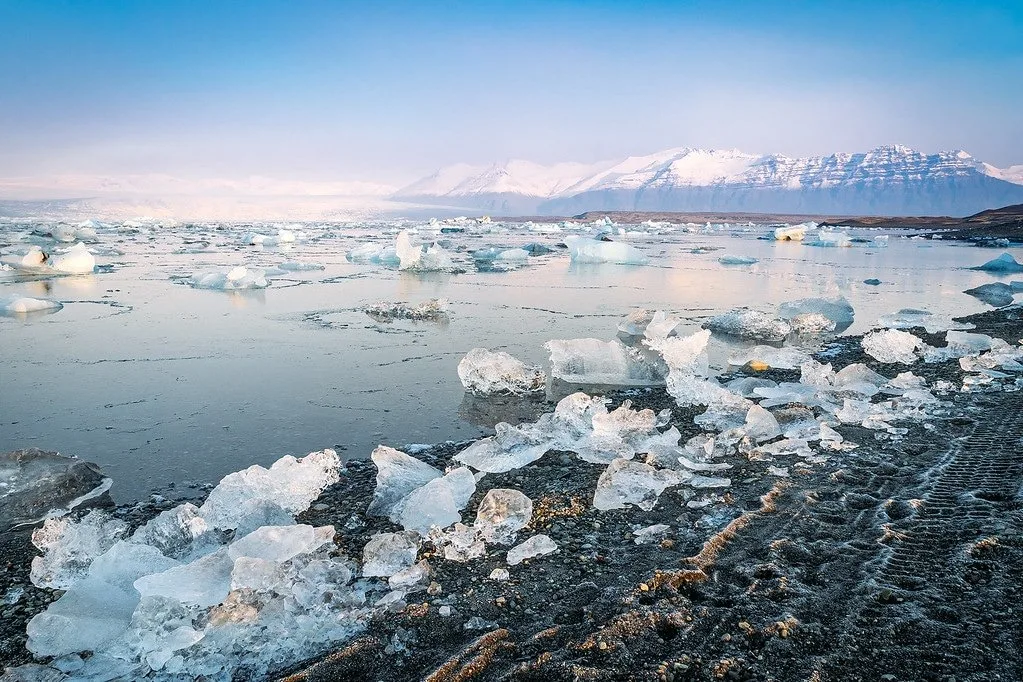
[506,534,558,565]
[391,467,476,533]
[643,325,711,376]
[811,230,851,247]
[49,243,96,274]
[474,489,533,545]
[632,523,671,544]
[546,338,666,386]
[457,348,546,395]
[189,266,269,290]
[30,511,128,590]
[134,549,232,608]
[564,236,648,265]
[704,308,791,342]
[347,242,400,265]
[365,298,448,322]
[0,449,111,530]
[362,532,420,577]
[395,230,455,272]
[368,446,442,518]
[963,282,1016,307]
[592,459,683,511]
[430,523,486,562]
[279,261,325,271]
[789,312,837,336]
[452,422,552,473]
[728,345,812,370]
[617,309,656,338]
[773,225,807,241]
[199,449,341,532]
[742,405,781,442]
[778,296,854,332]
[862,329,926,364]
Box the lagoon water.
[0,220,1016,501]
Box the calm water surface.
[1,221,1018,501]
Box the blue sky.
[1,0,1021,185]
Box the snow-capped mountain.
[395,145,1023,217]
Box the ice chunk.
[368,445,442,518]
[963,282,1016,307]
[789,312,837,336]
[704,308,791,342]
[811,230,851,247]
[717,255,758,265]
[49,243,96,274]
[778,296,854,332]
[453,422,551,473]
[617,309,655,339]
[632,523,671,544]
[347,242,400,265]
[773,225,807,241]
[365,298,448,322]
[728,345,812,370]
[643,326,711,375]
[726,377,777,398]
[0,449,111,530]
[546,338,665,386]
[395,230,455,271]
[134,549,233,608]
[972,252,1023,273]
[27,542,179,658]
[642,311,684,346]
[743,405,781,442]
[227,524,327,562]
[1,295,63,316]
[362,532,419,577]
[0,245,47,270]
[392,467,476,533]
[457,348,546,395]
[429,523,486,562]
[30,512,128,590]
[489,568,510,581]
[388,560,430,590]
[130,503,210,560]
[506,534,558,565]
[199,449,341,531]
[592,459,683,511]
[564,236,648,264]
[474,489,532,544]
[189,266,268,290]
[862,329,925,364]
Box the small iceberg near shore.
[564,236,647,265]
[189,266,269,290]
[970,252,1023,273]
[1,295,63,316]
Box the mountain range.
[395,145,1023,217]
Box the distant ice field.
[0,217,1017,501]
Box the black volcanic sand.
[3,307,1023,681]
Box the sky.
[1,0,1021,191]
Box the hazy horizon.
[2,0,1021,196]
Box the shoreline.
[2,305,1021,679]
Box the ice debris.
[704,308,791,342]
[728,345,812,370]
[367,446,475,533]
[347,242,400,265]
[0,449,111,530]
[717,255,758,265]
[49,243,96,274]
[810,230,851,247]
[278,261,325,271]
[364,298,448,322]
[963,282,1021,307]
[362,532,420,578]
[189,266,268,291]
[457,348,546,395]
[474,489,532,544]
[546,338,666,386]
[632,523,671,544]
[592,459,683,511]
[773,225,807,241]
[862,329,927,364]
[564,236,648,265]
[506,534,558,565]
[778,296,854,332]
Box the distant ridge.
[395,145,1023,217]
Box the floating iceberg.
[506,534,558,565]
[457,348,546,395]
[862,329,926,364]
[704,308,791,342]
[592,459,683,511]
[347,242,400,265]
[774,224,808,241]
[810,230,851,247]
[50,243,97,275]
[279,261,325,272]
[364,299,448,322]
[189,266,269,291]
[717,255,758,265]
[395,230,455,272]
[789,312,837,336]
[564,236,648,265]
[971,252,1023,273]
[472,247,530,271]
[1,295,63,316]
[546,338,665,386]
[778,296,854,332]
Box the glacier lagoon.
[0,218,1016,502]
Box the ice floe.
[457,348,546,395]
[1,295,63,316]
[717,255,758,265]
[395,230,456,272]
[971,252,1023,273]
[189,266,269,290]
[564,236,647,265]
